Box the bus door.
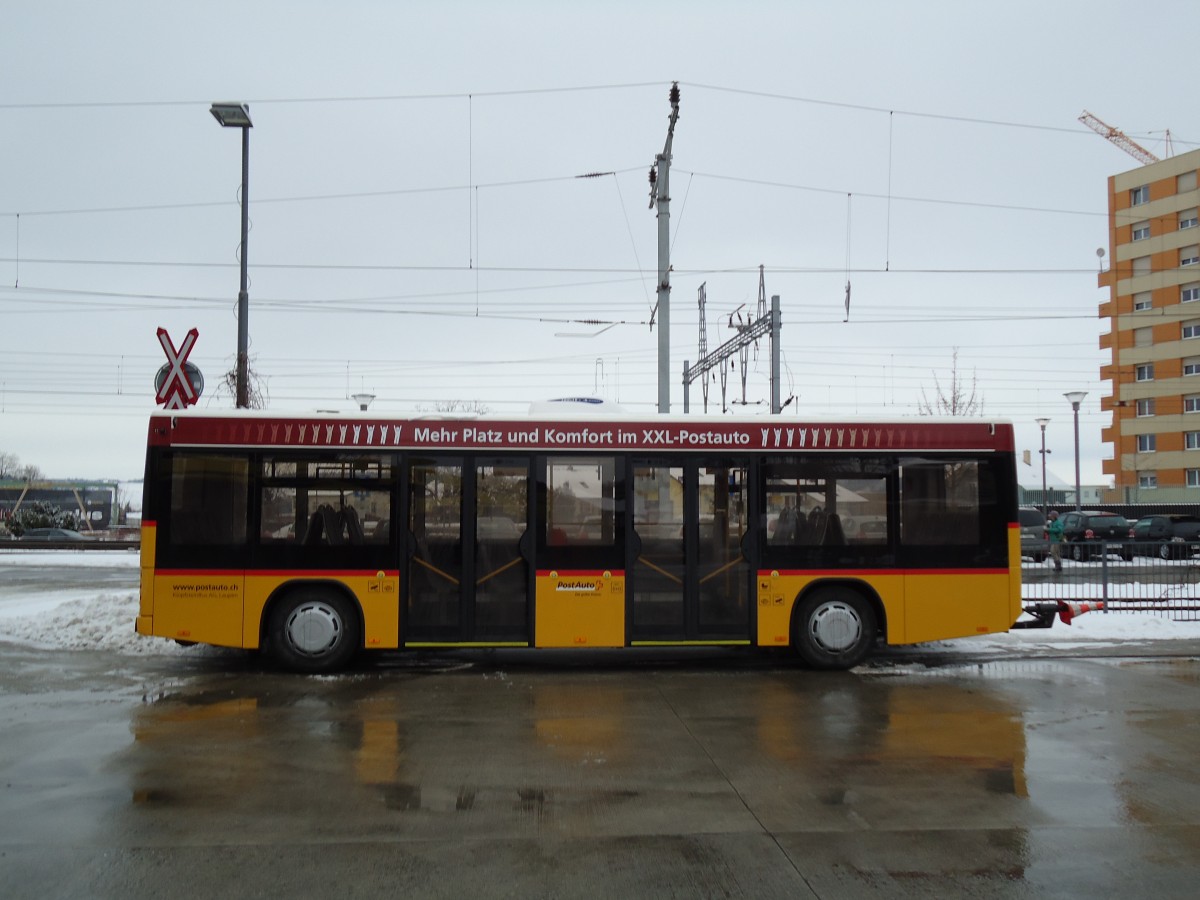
[533,455,625,647]
[404,457,531,644]
[629,460,752,643]
[472,458,531,641]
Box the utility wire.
[0,82,665,111]
[2,79,1192,145]
[0,256,1107,275]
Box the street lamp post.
[1064,392,1088,512]
[1035,417,1050,515]
[210,102,253,409]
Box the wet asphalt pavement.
[2,556,1200,897]
[2,641,1199,899]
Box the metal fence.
[1022,542,1200,621]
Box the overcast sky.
[1,1,1193,483]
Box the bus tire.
[792,586,876,670]
[266,588,361,673]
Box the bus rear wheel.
[266,589,360,673]
[793,587,876,670]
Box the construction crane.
[1079,110,1159,165]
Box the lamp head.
[210,103,252,128]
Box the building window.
[1131,185,1150,206]
[1186,357,1200,376]
[1135,326,1153,347]
[1136,363,1154,381]
[1132,221,1151,241]
[1187,431,1200,450]
[1183,284,1200,304]
[1133,255,1152,276]
[1181,246,1200,268]
[1189,469,1200,488]
[1139,472,1158,489]
[1134,291,1152,310]
[1187,395,1200,413]
[1136,398,1156,417]
[1179,172,1198,193]
[1137,434,1156,452]
[1181,208,1199,230]
[1184,320,1200,339]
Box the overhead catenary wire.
[2,79,1192,146]
[0,77,1131,428]
[0,256,1115,275]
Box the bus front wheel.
[792,587,877,670]
[266,589,361,673]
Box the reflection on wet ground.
[2,645,1199,898]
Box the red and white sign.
[155,327,201,409]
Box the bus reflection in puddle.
[126,671,1027,825]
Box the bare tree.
[216,360,269,409]
[918,349,983,416]
[419,399,492,415]
[18,463,43,482]
[0,452,42,482]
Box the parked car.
[1018,507,1048,561]
[1129,514,1200,560]
[19,527,89,541]
[1058,510,1133,561]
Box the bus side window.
[804,507,825,544]
[344,505,364,543]
[303,510,325,546]
[321,506,344,545]
[169,453,248,546]
[822,513,846,545]
[773,505,797,543]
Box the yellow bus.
[136,410,1022,672]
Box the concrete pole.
[1064,392,1087,512]
[236,123,250,409]
[655,148,671,413]
[653,84,680,415]
[1036,417,1050,515]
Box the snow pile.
[929,610,1200,654]
[1,591,175,654]
[0,551,194,656]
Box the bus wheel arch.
[790,581,881,670]
[262,582,363,673]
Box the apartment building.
[1099,147,1200,502]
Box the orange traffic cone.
[1057,599,1105,625]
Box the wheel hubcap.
[808,601,863,653]
[285,602,342,656]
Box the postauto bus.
[136,410,1021,672]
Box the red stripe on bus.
[153,569,400,578]
[762,568,1011,577]
[149,413,1016,453]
